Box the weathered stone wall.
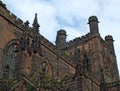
[41,44,75,79]
[63,34,102,82]
[63,32,119,84]
[100,37,119,82]
[62,75,100,91]
[0,16,15,48]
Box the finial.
[32,13,40,33]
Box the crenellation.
[1,9,31,33]
[0,0,6,9]
[81,35,86,39]
[85,32,91,37]
[73,37,81,43]
[5,9,10,16]
[66,33,92,48]
[17,18,23,25]
[6,12,12,20]
[4,11,16,21]
[0,5,31,32]
[10,13,17,21]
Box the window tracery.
[2,41,18,79]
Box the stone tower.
[56,29,67,49]
[88,16,99,34]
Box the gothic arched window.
[2,42,17,79]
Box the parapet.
[0,0,6,9]
[66,32,93,48]
[0,1,32,31]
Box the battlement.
[0,0,6,9]
[0,1,32,31]
[66,32,96,48]
[0,7,37,35]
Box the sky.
[1,0,120,73]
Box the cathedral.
[0,1,120,91]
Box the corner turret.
[105,35,115,55]
[56,29,67,50]
[88,16,99,34]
